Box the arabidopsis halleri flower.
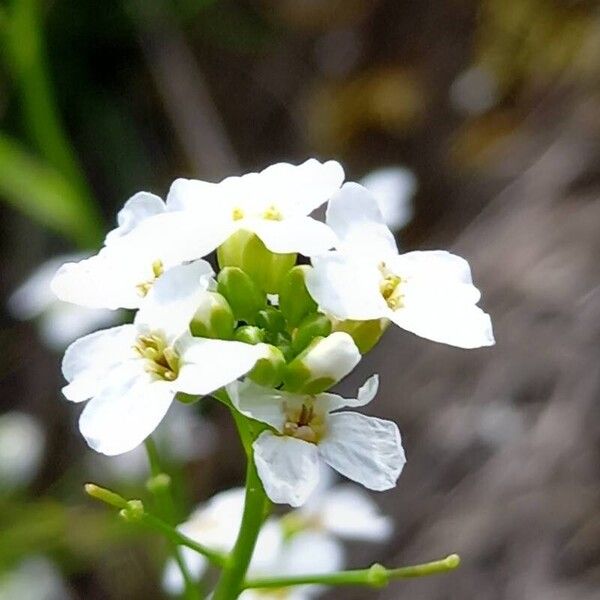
[359,166,416,231]
[168,159,343,256]
[8,254,119,349]
[239,531,344,600]
[229,374,405,507]
[51,192,224,309]
[62,261,265,455]
[163,488,283,595]
[306,183,495,349]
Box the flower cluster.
[54,158,494,507]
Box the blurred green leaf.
[0,132,103,246]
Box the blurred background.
[1,0,599,598]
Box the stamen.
[135,332,180,382]
[135,260,165,297]
[262,205,283,221]
[232,207,244,221]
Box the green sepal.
[291,313,332,355]
[334,318,390,353]
[234,325,265,345]
[248,345,286,388]
[256,307,287,334]
[217,267,267,324]
[279,265,318,327]
[175,392,202,405]
[190,291,235,339]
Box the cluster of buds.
[52,159,493,507]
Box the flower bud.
[248,344,286,388]
[291,313,332,355]
[255,307,286,335]
[234,325,265,345]
[333,318,390,353]
[217,230,296,294]
[279,265,318,327]
[217,267,266,324]
[283,332,360,394]
[190,292,235,339]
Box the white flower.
[51,192,225,309]
[229,374,405,507]
[167,159,343,257]
[8,254,119,349]
[287,467,393,542]
[62,261,265,455]
[0,412,45,491]
[0,557,71,600]
[306,183,495,349]
[359,166,416,231]
[163,488,283,595]
[239,531,344,600]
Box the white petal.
[105,192,166,245]
[256,159,345,216]
[326,182,397,258]
[389,250,475,286]
[319,412,405,491]
[319,485,393,541]
[175,337,265,395]
[134,261,213,339]
[166,177,235,216]
[307,253,388,320]
[249,518,284,573]
[227,379,299,432]
[79,376,173,455]
[301,332,360,383]
[359,167,416,231]
[249,217,336,256]
[51,248,148,310]
[318,374,379,412]
[61,325,137,402]
[254,432,320,507]
[276,530,344,576]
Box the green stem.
[85,483,227,567]
[243,555,461,590]
[211,453,268,600]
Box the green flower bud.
[279,265,318,327]
[291,313,332,355]
[283,332,360,394]
[175,392,202,404]
[190,292,235,339]
[255,307,287,334]
[217,230,296,294]
[234,325,265,345]
[334,318,390,354]
[217,267,267,324]
[248,344,286,388]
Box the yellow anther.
[135,332,180,382]
[232,207,245,221]
[262,205,283,221]
[136,260,165,297]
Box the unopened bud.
[190,292,235,339]
[217,230,296,294]
[279,265,318,327]
[283,332,360,394]
[248,344,286,387]
[333,318,390,354]
[234,325,265,345]
[217,267,266,324]
[255,307,286,334]
[119,499,145,523]
[291,313,332,355]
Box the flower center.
[379,262,404,310]
[262,205,283,221]
[232,207,245,221]
[282,401,325,444]
[133,333,180,381]
[135,260,164,297]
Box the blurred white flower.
[359,166,416,231]
[163,488,283,595]
[239,531,343,600]
[0,557,71,600]
[8,254,119,350]
[62,262,264,455]
[229,375,405,507]
[307,183,495,349]
[0,411,45,492]
[450,67,498,115]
